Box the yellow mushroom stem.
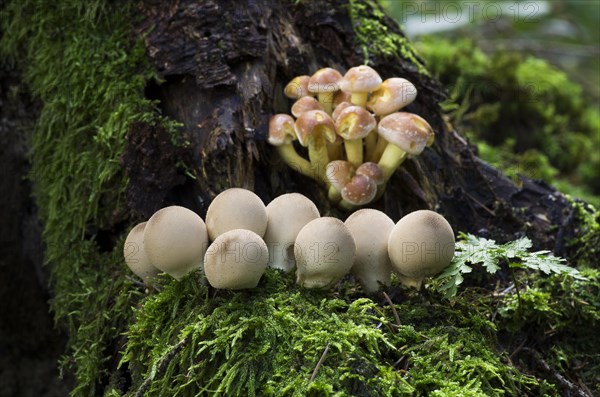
[343,139,364,168]
[350,92,368,108]
[369,135,389,162]
[378,144,408,183]
[337,111,373,168]
[275,145,315,180]
[307,132,331,184]
[364,130,378,161]
[328,185,342,203]
[317,92,334,115]
[327,141,342,161]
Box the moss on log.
[1,0,598,396]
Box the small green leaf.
[435,233,584,298]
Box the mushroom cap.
[356,162,384,185]
[291,96,324,118]
[143,206,208,280]
[331,101,353,122]
[367,78,417,116]
[326,160,355,192]
[335,105,377,140]
[341,175,377,206]
[205,188,268,241]
[284,75,312,99]
[263,193,320,272]
[333,90,352,109]
[204,229,269,289]
[345,209,395,293]
[308,67,343,93]
[123,222,160,282]
[339,65,382,93]
[294,110,337,146]
[268,114,297,145]
[294,217,356,289]
[388,210,455,281]
[377,112,433,155]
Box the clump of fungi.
[123,189,455,294]
[269,65,434,210]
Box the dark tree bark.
[0,62,70,397]
[123,0,581,258]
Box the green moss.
[416,37,600,202]
[120,270,554,396]
[565,200,600,267]
[496,270,600,390]
[348,0,429,75]
[123,271,411,396]
[0,0,175,394]
[477,140,558,184]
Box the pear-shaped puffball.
[263,193,320,272]
[204,229,269,289]
[388,210,455,289]
[205,188,268,241]
[123,222,160,283]
[143,206,208,280]
[294,217,356,289]
[345,209,394,293]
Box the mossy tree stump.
[1,0,598,396]
[125,0,583,255]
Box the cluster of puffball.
[124,188,455,293]
[269,65,434,210]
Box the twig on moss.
[382,291,401,328]
[125,275,146,288]
[508,338,527,361]
[372,306,396,334]
[310,342,331,382]
[496,283,515,296]
[393,355,409,369]
[135,336,191,397]
[520,348,591,397]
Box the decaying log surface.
[123,0,585,258]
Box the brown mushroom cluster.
[123,189,455,293]
[269,66,434,210]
